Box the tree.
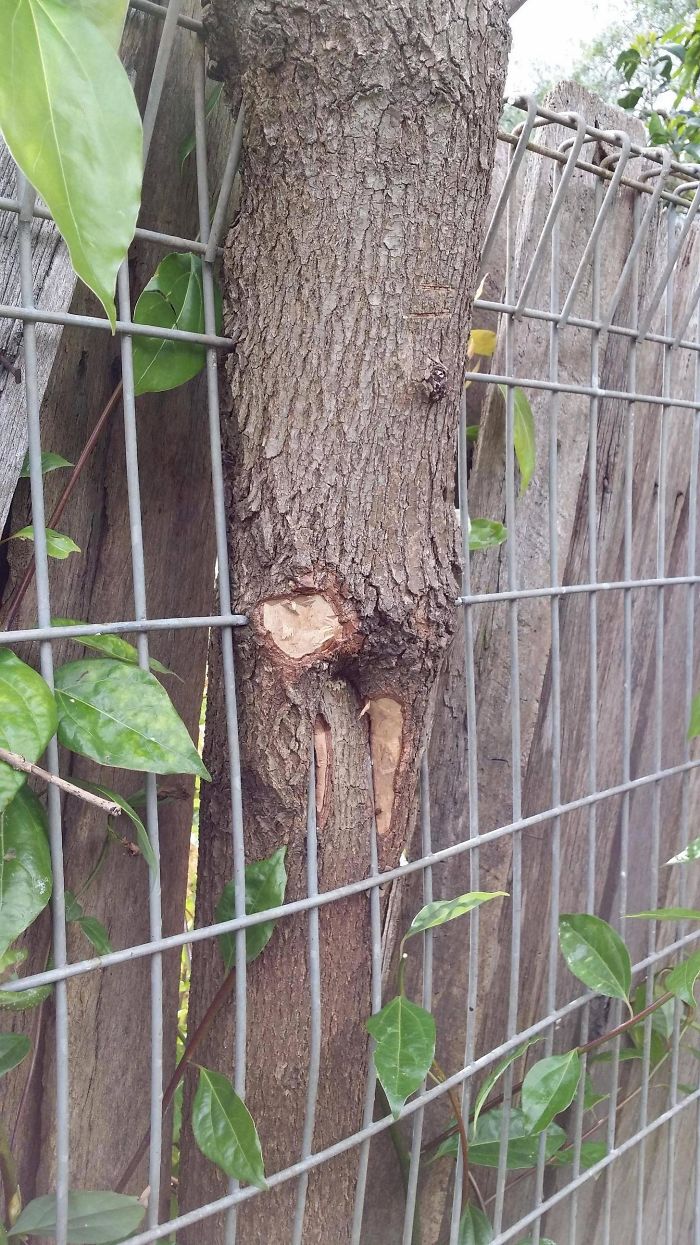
[176,2,510,1240]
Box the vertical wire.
[688,257,700,1245]
[116,260,165,1227]
[401,756,434,1245]
[529,141,565,1245]
[492,143,524,1237]
[634,200,676,1245]
[568,173,604,1245]
[447,387,483,1241]
[291,745,321,1244]
[349,771,382,1244]
[16,174,71,1245]
[193,43,248,1245]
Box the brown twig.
[0,748,121,816]
[1,381,123,628]
[431,1062,471,1213]
[116,963,237,1193]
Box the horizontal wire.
[465,369,700,412]
[475,296,700,358]
[4,758,698,995]
[0,614,248,646]
[0,196,222,258]
[128,0,204,32]
[456,574,700,607]
[0,301,233,348]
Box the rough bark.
[179,3,510,1241]
[0,4,236,1214]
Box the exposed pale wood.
[179,3,510,1240]
[0,5,235,1215]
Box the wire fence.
[1,5,699,1243]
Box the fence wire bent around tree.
[0,6,698,1244]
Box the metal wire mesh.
[1,6,700,1243]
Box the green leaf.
[628,908,700,921]
[10,527,80,560]
[466,425,479,444]
[20,452,72,479]
[0,789,52,959]
[0,982,52,1012]
[667,951,700,1006]
[437,1107,566,1169]
[618,86,644,109]
[521,1051,582,1134]
[590,1047,644,1065]
[54,659,209,779]
[76,917,112,957]
[192,1067,266,1189]
[9,1190,145,1243]
[403,891,507,945]
[472,1039,540,1135]
[498,384,536,494]
[469,519,508,551]
[583,1073,606,1111]
[558,914,631,1002]
[689,693,700,739]
[366,996,436,1119]
[73,781,157,875]
[0,1033,30,1077]
[667,837,700,866]
[63,890,83,923]
[549,1141,606,1171]
[132,253,222,395]
[179,83,223,169]
[458,1204,493,1244]
[0,0,143,328]
[0,649,57,812]
[216,847,288,971]
[51,619,174,677]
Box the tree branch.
[0,748,121,816]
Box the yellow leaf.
[468,329,497,359]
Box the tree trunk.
[179,3,509,1242]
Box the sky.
[506,0,617,95]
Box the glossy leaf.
[437,1107,566,1169]
[498,384,536,494]
[458,1204,493,1244]
[469,518,508,551]
[667,950,700,1006]
[179,83,223,168]
[54,659,209,779]
[0,789,52,958]
[590,1047,644,1065]
[403,891,507,946]
[468,329,497,358]
[366,996,436,1119]
[132,253,222,395]
[11,527,80,560]
[583,1073,606,1111]
[0,1033,30,1078]
[0,649,57,812]
[558,914,631,1002]
[72,781,157,875]
[629,907,700,921]
[9,1190,145,1243]
[689,692,700,739]
[472,1039,540,1135]
[217,847,287,971]
[521,1051,581,1134]
[51,620,174,676]
[466,425,479,443]
[72,0,129,50]
[20,452,72,478]
[550,1141,606,1171]
[192,1067,266,1189]
[667,836,700,866]
[0,982,52,1012]
[0,0,142,328]
[65,894,113,958]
